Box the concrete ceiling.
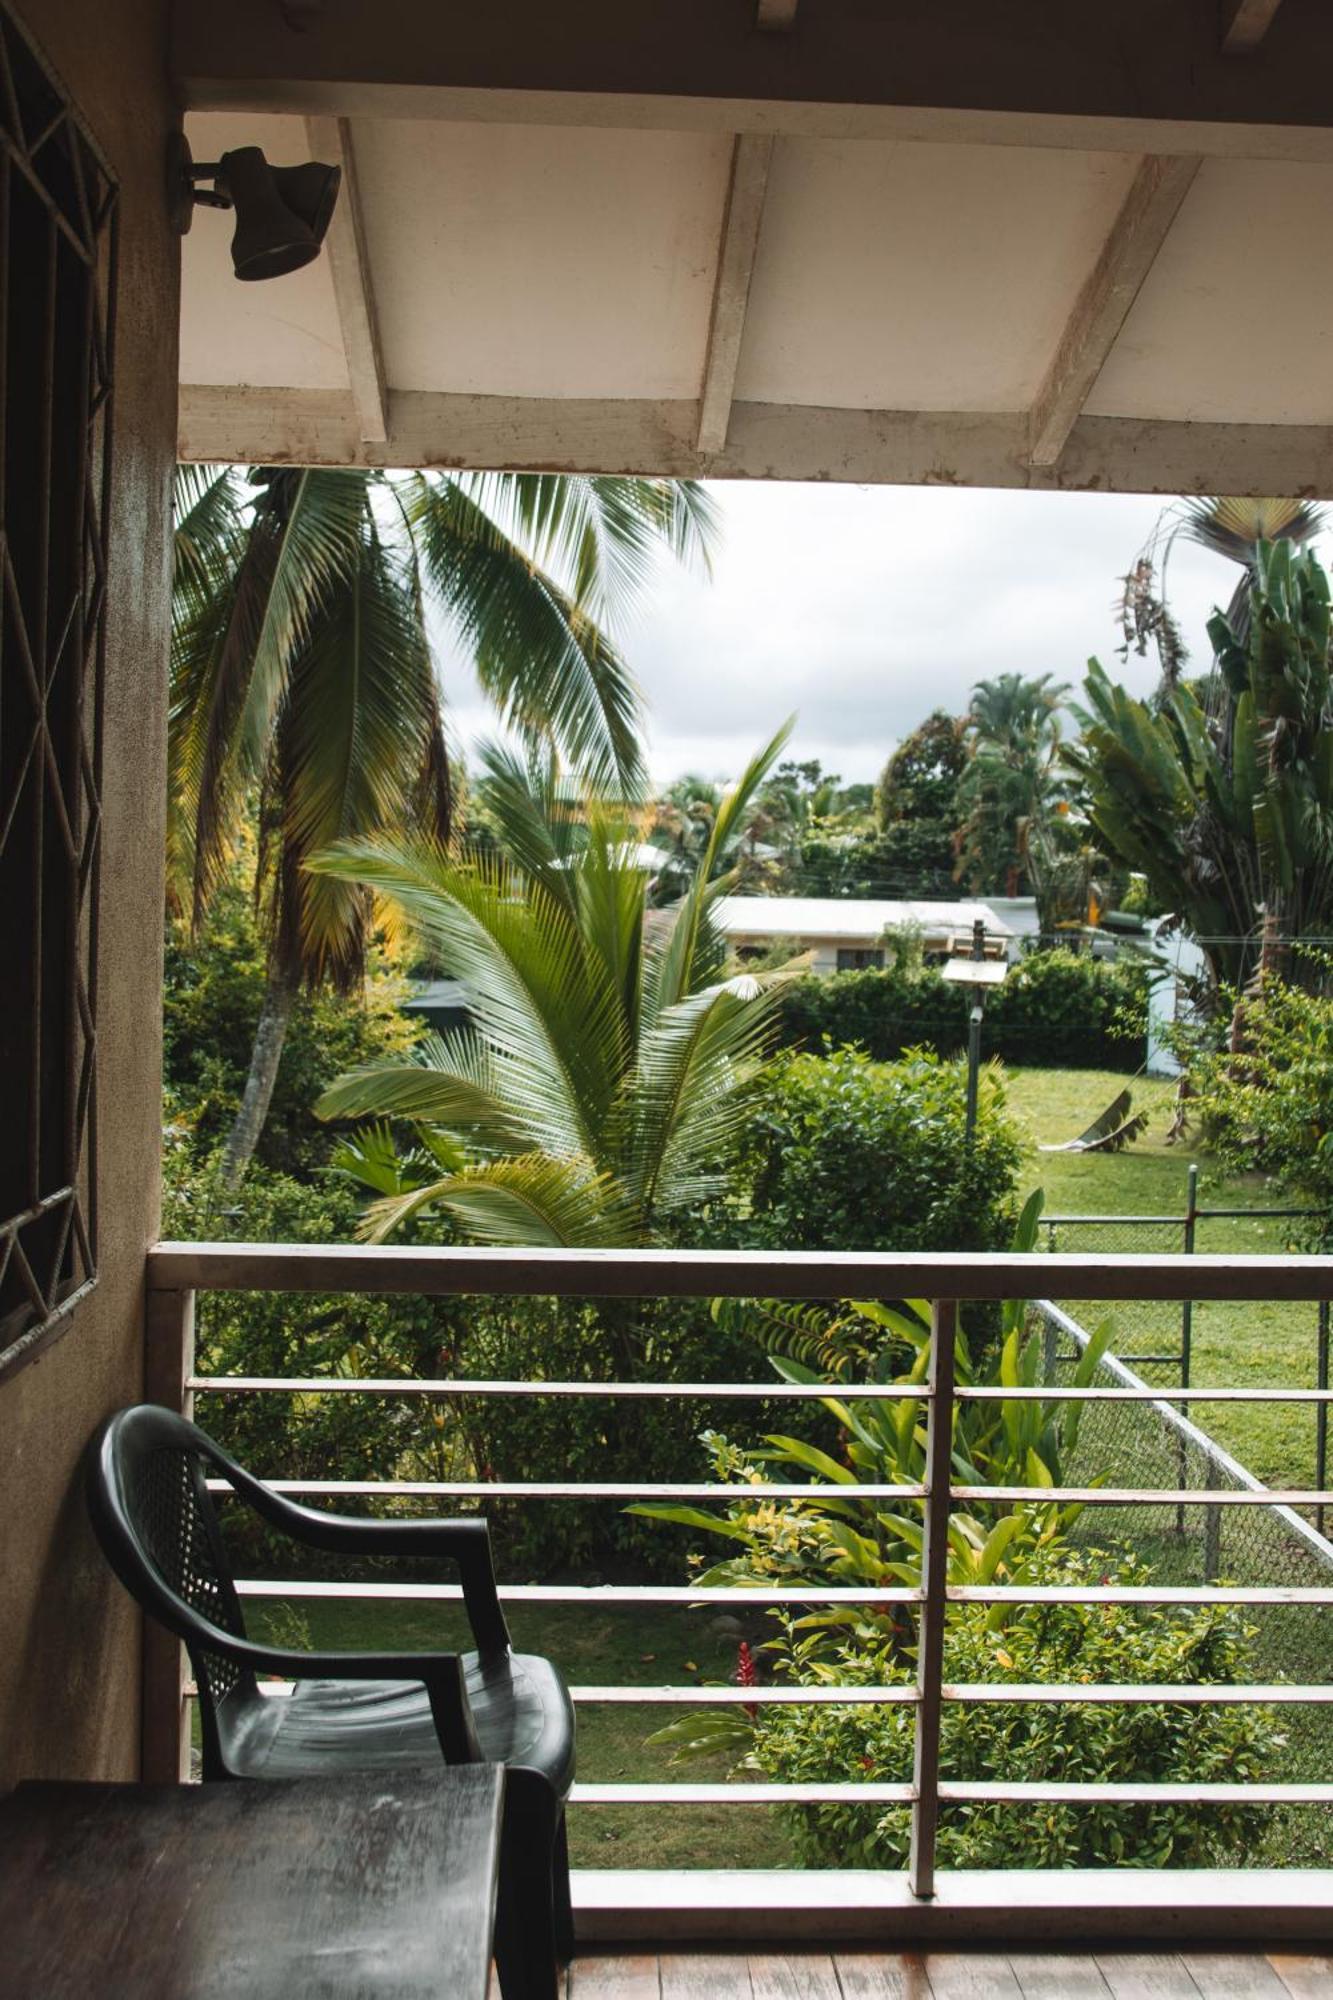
[175,0,1333,494]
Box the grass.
[1005,1065,1325,1492]
[248,1597,795,1870]
[245,1063,1327,1872]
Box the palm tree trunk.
[218,959,299,1189]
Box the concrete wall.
[0,0,177,1788]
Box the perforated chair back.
[86,1404,257,1723]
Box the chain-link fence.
[1036,1296,1333,1864]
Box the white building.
[712,896,1014,973]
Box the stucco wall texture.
[0,0,177,1789]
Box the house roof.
[173,0,1333,495]
[712,895,1012,941]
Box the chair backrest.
[86,1404,255,1712]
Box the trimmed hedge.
[775,947,1146,1071]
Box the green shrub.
[748,1547,1280,1870]
[171,1156,769,1581]
[776,950,1147,1072]
[163,874,419,1180]
[740,1045,1021,1253]
[1189,970,1333,1234]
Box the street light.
[940,918,1009,1142]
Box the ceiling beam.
[177,386,1333,500]
[1221,0,1286,55]
[305,115,387,443]
[173,0,1333,161]
[1027,153,1200,469]
[696,134,773,455]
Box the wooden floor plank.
[834,1953,933,1999]
[924,1957,1024,2000]
[570,1954,662,1998]
[749,1955,843,2000]
[1097,1959,1203,2000]
[1010,1955,1114,1999]
[660,1954,754,2000]
[1268,1958,1333,2000]
[1182,1959,1293,1999]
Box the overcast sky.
[440,484,1297,788]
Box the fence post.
[909,1296,957,1902]
[1318,1298,1330,1539]
[141,1281,195,1784]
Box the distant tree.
[954,673,1071,905]
[875,710,966,829]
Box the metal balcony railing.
[142,1241,1333,1945]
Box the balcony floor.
[552,1953,1332,1997]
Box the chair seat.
[218,1651,575,1797]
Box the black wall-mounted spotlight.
[169,132,341,282]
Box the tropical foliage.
[169,462,716,1182]
[1188,963,1333,1229]
[638,1205,1277,1870]
[953,671,1073,909]
[774,947,1147,1072]
[313,725,798,1246]
[740,1043,1021,1254]
[1074,541,1333,991]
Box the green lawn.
[248,1597,795,1870]
[1006,1066,1325,1492]
[246,1063,1327,1871]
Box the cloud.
[437,483,1319,785]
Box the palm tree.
[1074,539,1333,991]
[170,465,717,1186]
[954,672,1070,905]
[310,723,796,1247]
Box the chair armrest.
[208,1637,483,1763]
[225,1468,512,1660]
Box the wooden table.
[0,1767,503,1999]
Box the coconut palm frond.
[356,1152,633,1249]
[448,473,720,625]
[405,473,646,800]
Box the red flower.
[737,1640,758,1718]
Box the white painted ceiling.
[178,107,1333,480]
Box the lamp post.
[941,918,1009,1144]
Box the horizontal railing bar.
[952,1486,1333,1506]
[186,1376,1333,1406]
[235,1580,924,1605]
[193,1680,1333,1707]
[150,1241,1333,1303]
[942,1683,1333,1705]
[568,1685,919,1706]
[960,1386,1333,1403]
[202,1475,1333,1506]
[937,1781,1333,1804]
[188,1376,931,1402]
[571,1783,916,1806]
[1195,1206,1322,1221]
[204,1478,925,1501]
[1042,1209,1320,1225]
[1042,1214,1187,1227]
[949,1585,1333,1604]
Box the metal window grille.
[0,3,117,1378]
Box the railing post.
[909,1295,957,1901]
[1318,1296,1330,1539]
[1202,1460,1222,1586]
[1176,1164,1198,1534]
[141,1281,195,1784]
